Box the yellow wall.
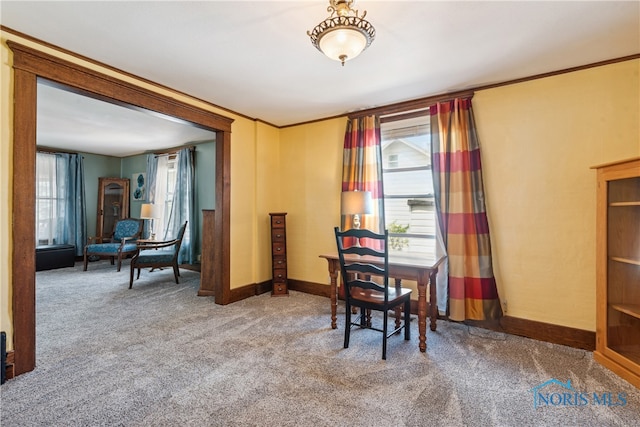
[0,32,12,352]
[255,122,282,283]
[1,29,638,353]
[474,59,639,330]
[278,118,347,284]
[277,60,639,333]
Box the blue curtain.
[167,148,195,264]
[55,153,86,256]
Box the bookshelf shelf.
[593,157,640,388]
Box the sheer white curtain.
[36,152,86,255]
[153,154,170,238]
[36,153,58,245]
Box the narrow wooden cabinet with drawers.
[269,212,289,297]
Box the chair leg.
[344,301,351,349]
[110,256,115,266]
[129,264,135,289]
[404,299,411,340]
[137,268,141,279]
[116,254,122,272]
[83,249,88,271]
[173,264,180,284]
[382,310,388,360]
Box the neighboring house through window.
[380,115,436,257]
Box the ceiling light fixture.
[307,0,375,66]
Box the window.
[153,154,178,240]
[380,115,436,257]
[35,153,62,245]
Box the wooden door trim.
[8,40,233,375]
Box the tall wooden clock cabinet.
[593,157,640,388]
[96,177,130,240]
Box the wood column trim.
[8,41,233,132]
[198,210,216,297]
[11,68,37,376]
[7,40,234,376]
[216,130,232,305]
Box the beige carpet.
[1,260,638,426]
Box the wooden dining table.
[319,252,446,352]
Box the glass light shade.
[341,191,373,215]
[318,28,367,63]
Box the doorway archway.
[9,41,232,376]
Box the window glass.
[381,116,436,257]
[35,153,61,245]
[154,154,178,239]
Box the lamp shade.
[341,191,373,215]
[140,203,157,219]
[307,0,375,66]
[318,27,367,63]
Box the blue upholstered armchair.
[129,221,188,288]
[83,218,143,272]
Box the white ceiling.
[2,1,639,157]
[36,82,218,157]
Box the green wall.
[120,154,147,219]
[194,141,216,259]
[83,140,216,262]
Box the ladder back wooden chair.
[334,226,412,360]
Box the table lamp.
[341,190,373,230]
[140,203,158,239]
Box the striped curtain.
[341,115,385,236]
[430,98,502,321]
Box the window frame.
[35,152,63,246]
[380,113,436,256]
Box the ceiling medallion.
[307,0,376,66]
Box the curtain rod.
[37,147,81,156]
[348,90,475,119]
[151,145,196,156]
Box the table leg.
[429,269,438,332]
[328,259,339,329]
[394,278,402,332]
[417,270,428,352]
